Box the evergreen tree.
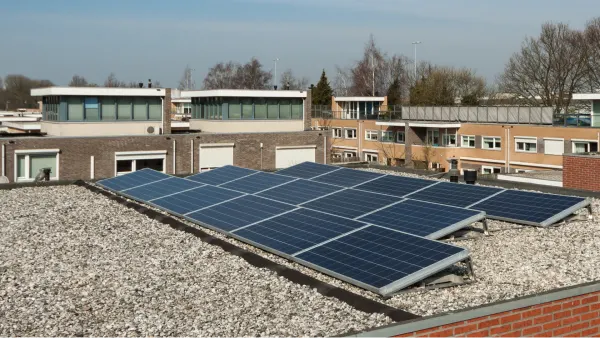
[386,77,401,106]
[312,70,333,106]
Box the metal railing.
[552,113,592,127]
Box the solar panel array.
[96,162,589,295]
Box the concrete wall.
[353,282,600,337]
[41,121,163,136]
[189,120,305,133]
[563,154,600,191]
[1,131,327,182]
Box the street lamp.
[273,58,280,90]
[412,41,422,82]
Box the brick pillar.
[163,88,172,134]
[304,89,312,131]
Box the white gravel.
[0,186,392,337]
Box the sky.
[0,0,597,88]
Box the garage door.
[199,143,234,171]
[276,146,316,169]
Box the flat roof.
[334,96,386,102]
[182,89,307,98]
[31,87,166,97]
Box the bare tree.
[0,76,4,90]
[68,75,88,87]
[235,58,272,90]
[104,73,127,88]
[498,22,589,114]
[2,75,54,110]
[280,69,309,90]
[585,17,600,91]
[203,61,239,89]
[178,65,195,90]
[333,66,352,96]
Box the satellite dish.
[0,176,9,184]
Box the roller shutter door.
[199,143,234,171]
[276,146,316,169]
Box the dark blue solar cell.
[151,185,244,215]
[186,195,295,232]
[276,161,341,179]
[220,172,296,194]
[122,177,204,201]
[354,175,436,197]
[301,189,402,219]
[97,169,170,191]
[410,182,503,208]
[469,190,588,226]
[233,208,366,255]
[296,226,467,290]
[357,199,484,239]
[256,179,342,205]
[186,165,257,186]
[312,168,385,187]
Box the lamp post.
[273,58,280,90]
[412,41,422,82]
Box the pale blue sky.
[0,0,596,87]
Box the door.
[276,146,316,168]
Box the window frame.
[442,132,457,147]
[14,149,60,182]
[365,130,379,141]
[344,128,357,139]
[461,135,475,148]
[396,131,405,143]
[481,166,501,174]
[364,151,379,163]
[114,150,167,176]
[332,127,343,138]
[515,136,538,153]
[381,130,395,143]
[482,136,502,150]
[572,140,599,154]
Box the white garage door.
[199,143,234,171]
[544,139,564,155]
[276,146,316,169]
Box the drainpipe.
[323,133,327,164]
[260,142,264,170]
[190,139,194,174]
[1,143,5,177]
[358,121,362,160]
[172,139,176,174]
[507,127,511,173]
[160,97,164,134]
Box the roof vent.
[464,170,477,185]
[138,82,144,88]
[147,126,155,134]
[148,79,152,88]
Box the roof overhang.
[182,89,307,98]
[409,122,462,128]
[572,93,600,100]
[31,87,166,97]
[172,98,191,103]
[334,96,386,102]
[376,121,406,127]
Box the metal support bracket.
[481,218,489,236]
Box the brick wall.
[163,88,172,134]
[394,292,599,337]
[563,154,600,192]
[2,131,326,181]
[304,89,312,131]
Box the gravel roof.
[2,168,598,336]
[0,186,391,337]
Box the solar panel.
[97,169,170,192]
[186,165,257,185]
[357,199,486,239]
[121,177,204,201]
[276,161,341,179]
[220,172,296,194]
[151,185,244,215]
[256,179,342,205]
[295,226,469,295]
[186,195,295,232]
[312,167,384,187]
[232,208,367,255]
[353,175,437,198]
[410,182,504,208]
[469,190,590,226]
[301,189,403,219]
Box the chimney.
[148,79,152,88]
[138,82,144,88]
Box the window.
[229,98,241,119]
[267,100,279,119]
[381,131,395,143]
[14,150,59,182]
[427,129,440,146]
[515,137,537,153]
[67,96,84,120]
[279,100,291,119]
[396,131,405,143]
[148,97,162,120]
[117,97,132,120]
[443,134,457,147]
[114,151,166,176]
[133,97,147,120]
[344,151,357,159]
[544,138,564,155]
[84,97,99,120]
[102,97,117,120]
[482,166,501,174]
[332,128,342,138]
[291,99,303,119]
[461,135,475,148]
[254,99,267,119]
[572,141,598,153]
[365,130,378,141]
[483,136,501,150]
[242,98,253,119]
[364,152,379,163]
[345,128,357,139]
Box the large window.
[483,136,501,150]
[279,100,291,119]
[191,97,304,120]
[572,140,598,153]
[148,97,162,120]
[443,133,456,147]
[133,97,147,120]
[114,151,166,176]
[84,97,99,120]
[291,100,303,119]
[102,97,117,120]
[427,129,440,146]
[381,131,395,143]
[67,96,84,120]
[515,137,537,153]
[229,99,242,119]
[254,99,267,119]
[242,99,253,119]
[117,98,132,120]
[461,135,475,148]
[15,150,59,182]
[365,130,378,141]
[267,100,279,119]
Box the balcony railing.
[552,113,592,127]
